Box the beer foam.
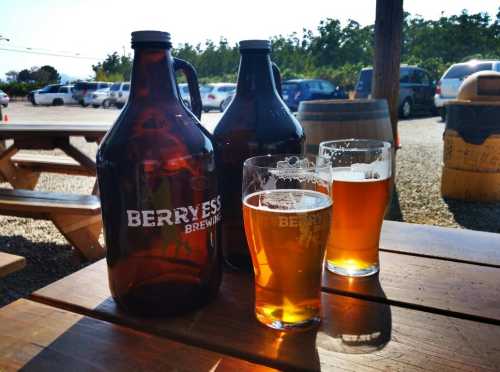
[332,161,390,182]
[244,189,331,213]
[269,156,329,187]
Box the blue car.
[281,79,348,111]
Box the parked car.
[178,83,191,108]
[201,83,236,112]
[27,89,39,105]
[83,87,113,108]
[354,65,436,119]
[0,90,9,107]
[109,82,130,108]
[33,84,76,106]
[282,79,348,111]
[435,60,500,120]
[220,94,234,112]
[73,81,111,106]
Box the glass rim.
[243,154,330,170]
[319,139,391,152]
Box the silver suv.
[201,83,236,112]
[109,82,130,108]
[435,60,500,120]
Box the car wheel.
[102,99,111,109]
[115,102,125,109]
[52,98,64,106]
[92,104,100,108]
[2,103,7,108]
[400,99,412,119]
[439,108,446,122]
[203,108,210,113]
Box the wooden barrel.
[441,101,500,202]
[297,99,393,155]
[443,130,500,172]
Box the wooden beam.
[372,0,404,143]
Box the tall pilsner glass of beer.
[242,155,332,330]
[319,140,392,277]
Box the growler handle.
[174,58,202,120]
[271,62,282,99]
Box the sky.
[0,0,499,81]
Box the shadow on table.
[318,275,392,354]
[444,198,500,233]
[386,184,404,222]
[273,275,392,369]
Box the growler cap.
[131,31,171,44]
[239,39,271,50]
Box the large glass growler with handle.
[213,40,305,270]
[97,31,222,316]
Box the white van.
[435,60,500,120]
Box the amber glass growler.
[97,31,222,316]
[213,40,305,270]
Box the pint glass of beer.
[242,155,332,330]
[319,139,392,277]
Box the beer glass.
[242,155,332,330]
[319,139,392,277]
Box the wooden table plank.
[381,220,500,267]
[0,124,110,138]
[0,299,276,372]
[323,251,500,324]
[0,252,25,277]
[31,260,500,372]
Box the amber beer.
[326,173,390,275]
[319,139,392,277]
[243,189,331,329]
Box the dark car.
[72,81,111,106]
[282,79,348,111]
[354,66,436,118]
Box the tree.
[5,70,18,83]
[33,65,60,84]
[92,52,132,81]
[17,69,32,83]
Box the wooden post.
[372,0,404,143]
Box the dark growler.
[97,31,222,315]
[213,40,305,270]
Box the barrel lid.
[239,40,271,50]
[132,31,171,44]
[456,71,500,103]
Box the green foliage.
[92,8,500,89]
[14,65,60,85]
[92,52,132,81]
[0,81,45,97]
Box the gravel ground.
[0,102,499,307]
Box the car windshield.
[0,90,5,95]
[282,83,299,94]
[110,83,121,91]
[356,69,372,92]
[444,63,493,79]
[200,85,214,93]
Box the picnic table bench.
[1,220,499,371]
[0,123,110,260]
[0,252,25,278]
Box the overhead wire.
[0,44,102,60]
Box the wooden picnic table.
[0,123,111,260]
[0,123,110,189]
[0,219,499,371]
